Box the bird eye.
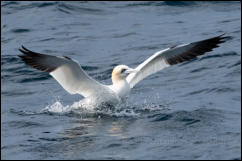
[121,69,126,73]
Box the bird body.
[18,34,229,108]
[108,79,131,100]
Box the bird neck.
[112,73,125,84]
[111,77,130,99]
[112,78,127,86]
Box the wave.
[56,2,105,15]
[11,28,31,33]
[184,87,236,96]
[147,108,224,126]
[116,1,197,8]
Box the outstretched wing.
[126,34,229,88]
[18,46,108,97]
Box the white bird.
[19,34,229,108]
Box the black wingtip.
[21,45,30,52]
[18,47,30,57]
[18,45,45,58]
[17,54,24,59]
[165,33,231,65]
[19,48,25,54]
[19,45,27,55]
[17,46,57,73]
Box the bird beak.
[125,68,138,74]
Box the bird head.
[111,65,137,84]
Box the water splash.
[43,101,71,113]
[41,99,138,118]
[40,95,171,118]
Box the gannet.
[18,34,229,108]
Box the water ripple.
[185,87,236,96]
[199,52,238,61]
[5,120,43,128]
[56,2,105,15]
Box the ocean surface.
[1,1,241,160]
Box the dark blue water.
[1,1,241,160]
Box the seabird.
[18,34,229,108]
